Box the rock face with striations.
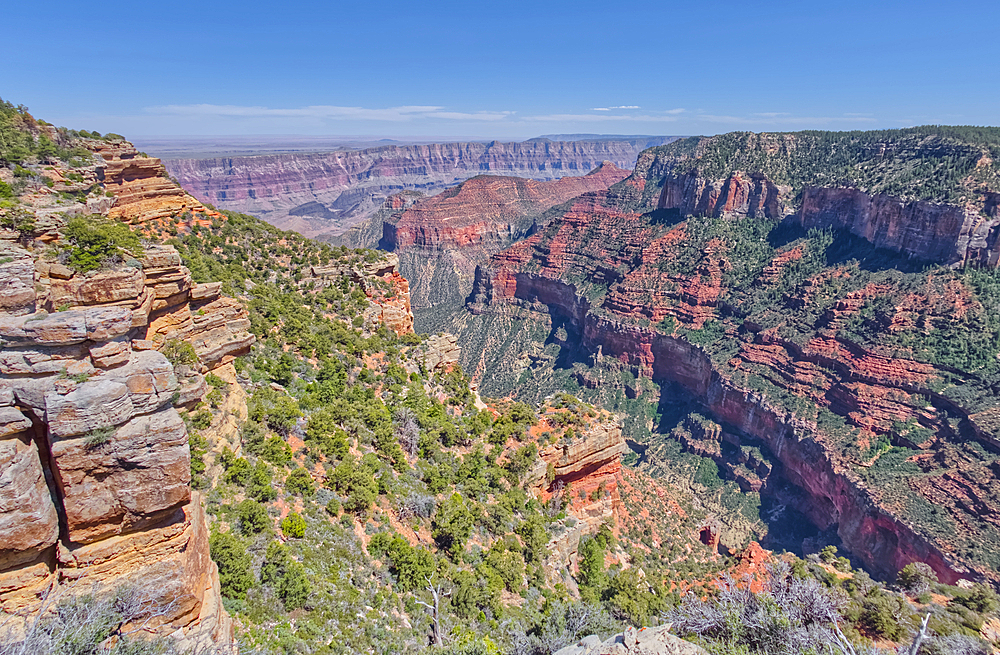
[163,138,677,238]
[461,128,1000,587]
[0,234,250,648]
[0,136,254,649]
[634,131,1000,269]
[369,163,631,311]
[90,141,222,226]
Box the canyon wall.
[163,138,676,238]
[371,163,630,310]
[472,266,974,584]
[634,136,1000,269]
[461,150,1000,585]
[799,186,1000,267]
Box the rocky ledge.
[554,625,706,655]
[0,236,251,648]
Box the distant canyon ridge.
[160,136,680,238]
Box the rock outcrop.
[523,404,627,584]
[554,625,707,655]
[632,130,1000,269]
[0,235,248,647]
[799,186,1000,267]
[299,252,414,335]
[0,135,254,648]
[91,141,221,226]
[163,138,678,238]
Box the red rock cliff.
[378,163,629,310]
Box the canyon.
[449,128,1000,587]
[162,137,677,238]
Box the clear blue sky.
[2,0,997,139]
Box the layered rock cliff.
[163,138,677,238]
[458,128,1000,586]
[359,163,630,311]
[633,129,1000,268]
[0,137,253,649]
[0,240,251,648]
[92,141,221,226]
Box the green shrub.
[261,435,293,467]
[432,493,475,558]
[236,499,271,536]
[188,408,212,430]
[61,215,142,272]
[247,460,277,502]
[897,562,937,594]
[209,531,255,600]
[281,511,306,538]
[329,456,378,515]
[260,541,310,610]
[223,456,253,487]
[285,466,316,497]
[368,532,435,592]
[162,339,198,367]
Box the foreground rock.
[0,152,251,648]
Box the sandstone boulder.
[0,343,91,376]
[190,282,222,302]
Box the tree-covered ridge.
[646,126,1000,206]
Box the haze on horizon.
[3,0,997,140]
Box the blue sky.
[2,0,996,139]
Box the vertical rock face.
[656,171,792,220]
[799,186,1000,267]
[0,236,249,646]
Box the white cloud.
[589,105,644,111]
[525,113,681,123]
